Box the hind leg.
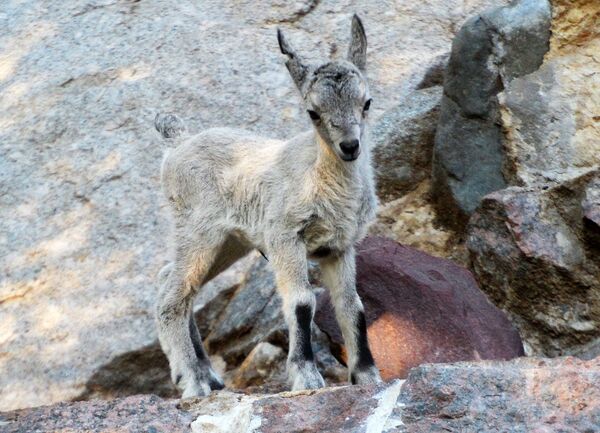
[157,233,235,398]
[187,234,251,391]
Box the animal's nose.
[340,139,359,156]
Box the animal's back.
[161,127,286,213]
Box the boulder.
[432,0,551,229]
[372,87,442,202]
[401,356,600,433]
[3,357,598,433]
[0,0,512,410]
[205,259,288,365]
[369,181,468,264]
[499,0,600,186]
[314,236,524,381]
[467,169,600,356]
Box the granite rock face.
[372,87,442,202]
[3,357,598,433]
[315,236,524,381]
[401,356,600,433]
[0,395,194,433]
[0,0,510,411]
[432,0,551,229]
[499,0,600,186]
[467,169,600,357]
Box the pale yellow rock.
[547,0,600,57]
[499,0,600,186]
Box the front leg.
[268,238,325,391]
[319,247,381,385]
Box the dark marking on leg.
[259,250,269,261]
[350,372,357,385]
[355,311,375,369]
[311,246,332,258]
[175,374,182,386]
[293,304,314,362]
[209,377,225,391]
[189,314,208,362]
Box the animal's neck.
[311,131,373,193]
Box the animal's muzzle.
[339,139,360,161]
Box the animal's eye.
[363,99,372,112]
[307,110,320,121]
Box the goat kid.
[156,15,381,398]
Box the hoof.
[289,362,326,391]
[350,366,382,385]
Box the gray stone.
[432,0,551,229]
[372,87,442,202]
[205,259,288,365]
[230,342,286,389]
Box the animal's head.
[277,15,371,162]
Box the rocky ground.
[2,357,598,432]
[0,0,599,430]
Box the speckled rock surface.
[3,357,598,433]
[0,0,510,411]
[186,381,405,433]
[467,169,600,357]
[315,236,523,381]
[372,87,442,202]
[0,395,193,433]
[369,181,467,264]
[401,356,600,433]
[499,0,600,186]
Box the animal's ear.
[277,28,308,90]
[347,14,367,72]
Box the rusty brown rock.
[188,381,405,433]
[401,356,600,433]
[467,169,600,356]
[315,236,524,381]
[0,395,193,433]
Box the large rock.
[401,356,600,433]
[315,236,523,381]
[3,357,598,433]
[499,0,600,186]
[432,0,551,229]
[0,0,510,411]
[467,169,600,356]
[372,87,442,202]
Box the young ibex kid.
[156,15,381,398]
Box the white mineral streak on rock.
[365,380,404,433]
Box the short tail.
[154,112,187,139]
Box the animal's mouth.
[340,149,360,161]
